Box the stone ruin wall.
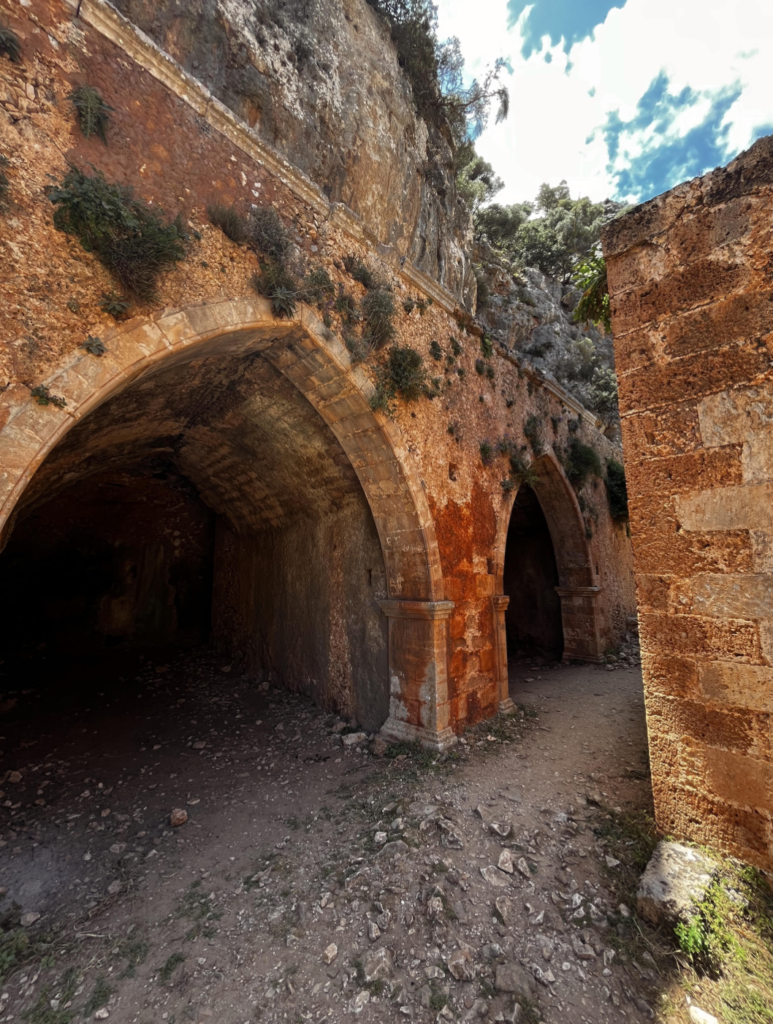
[0,0,636,743]
[603,134,773,871]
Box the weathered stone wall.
[108,0,476,305]
[0,0,636,744]
[603,134,773,869]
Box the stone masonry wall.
[602,134,773,870]
[1,0,636,739]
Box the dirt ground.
[0,650,663,1023]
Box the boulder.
[494,962,537,999]
[636,841,717,926]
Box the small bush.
[83,975,113,1015]
[69,85,113,143]
[31,385,66,409]
[247,206,292,263]
[49,166,186,301]
[449,336,462,356]
[480,333,494,358]
[523,414,543,454]
[250,261,298,318]
[479,440,494,465]
[429,339,442,361]
[0,22,21,63]
[605,459,629,521]
[158,952,186,984]
[362,288,396,349]
[485,363,495,382]
[300,267,335,305]
[371,345,427,413]
[0,155,9,207]
[335,286,361,324]
[343,254,376,289]
[344,332,371,365]
[475,358,485,376]
[100,290,132,319]
[81,334,106,356]
[563,437,602,489]
[208,203,249,244]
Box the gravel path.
[0,652,658,1023]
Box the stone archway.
[0,296,455,748]
[490,450,603,709]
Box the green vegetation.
[100,290,132,319]
[80,335,106,357]
[362,288,397,349]
[573,245,611,333]
[120,937,149,978]
[479,440,494,465]
[0,21,21,63]
[250,260,298,319]
[523,414,543,455]
[82,975,113,1015]
[605,459,629,521]
[207,203,249,245]
[299,267,335,305]
[49,167,186,301]
[1,927,30,986]
[31,385,66,409]
[365,1,508,145]
[562,437,602,489]
[0,154,9,207]
[343,254,376,290]
[68,85,113,144]
[247,206,292,264]
[429,339,443,361]
[158,952,186,984]
[475,180,609,280]
[370,345,427,414]
[21,968,78,1024]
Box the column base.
[499,697,515,713]
[379,715,458,752]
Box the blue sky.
[436,0,773,206]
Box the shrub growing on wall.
[371,345,427,413]
[563,437,602,489]
[0,22,21,63]
[69,85,113,144]
[605,459,629,521]
[0,155,9,207]
[49,167,186,301]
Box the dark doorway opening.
[0,343,389,732]
[502,484,563,661]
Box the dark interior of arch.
[0,336,389,731]
[502,484,563,661]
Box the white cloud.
[435,0,773,204]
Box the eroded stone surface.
[636,841,717,927]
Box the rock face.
[111,0,475,305]
[636,841,716,926]
[477,253,617,435]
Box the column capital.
[492,594,510,611]
[379,599,455,621]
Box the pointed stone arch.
[490,450,603,708]
[0,295,455,747]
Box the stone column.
[555,586,603,662]
[378,599,456,750]
[492,594,514,711]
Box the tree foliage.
[366,0,508,146]
[474,179,608,280]
[573,245,611,333]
